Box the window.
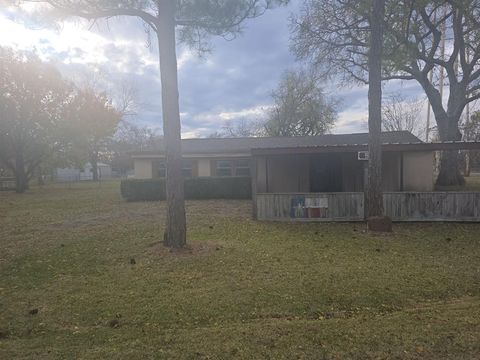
[154,160,195,178]
[182,160,194,178]
[234,159,250,176]
[153,161,166,178]
[215,160,233,177]
[215,159,250,177]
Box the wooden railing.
[256,192,480,222]
[256,192,364,221]
[383,192,480,221]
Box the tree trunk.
[366,0,385,219]
[92,163,98,181]
[90,154,99,181]
[157,0,187,248]
[437,151,465,185]
[37,165,45,186]
[435,115,465,186]
[15,148,27,193]
[465,151,471,177]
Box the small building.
[55,162,112,182]
[132,131,435,192]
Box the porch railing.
[256,192,480,222]
[256,192,364,221]
[383,192,480,222]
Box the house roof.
[131,131,423,157]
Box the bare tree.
[264,69,337,136]
[10,0,288,248]
[292,0,480,186]
[115,122,159,151]
[117,80,140,119]
[224,119,262,137]
[111,122,159,176]
[208,119,262,138]
[71,67,140,118]
[382,93,424,139]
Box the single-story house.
[132,131,449,192]
[55,162,112,182]
[131,131,480,222]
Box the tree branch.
[43,1,159,31]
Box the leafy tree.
[382,93,424,138]
[11,0,289,247]
[292,0,480,186]
[65,88,122,181]
[264,69,337,136]
[0,47,70,193]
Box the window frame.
[234,159,250,177]
[182,159,194,178]
[154,159,195,178]
[214,158,250,177]
[154,160,166,178]
[215,159,233,177]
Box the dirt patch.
[147,241,222,257]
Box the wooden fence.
[256,192,480,222]
[0,177,16,191]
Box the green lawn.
[464,175,480,190]
[436,174,480,191]
[1,181,480,359]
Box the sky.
[0,1,427,138]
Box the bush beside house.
[121,179,166,201]
[121,177,252,201]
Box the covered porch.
[251,142,480,222]
[253,151,433,194]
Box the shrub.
[120,178,166,201]
[121,177,251,201]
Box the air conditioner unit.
[358,151,369,161]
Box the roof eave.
[250,141,480,156]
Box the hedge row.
[121,178,166,201]
[121,176,252,201]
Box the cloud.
[0,0,430,139]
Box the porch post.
[400,152,404,191]
[363,161,368,220]
[363,161,369,191]
[251,155,258,220]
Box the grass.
[1,181,480,359]
[435,174,480,191]
[464,175,480,190]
